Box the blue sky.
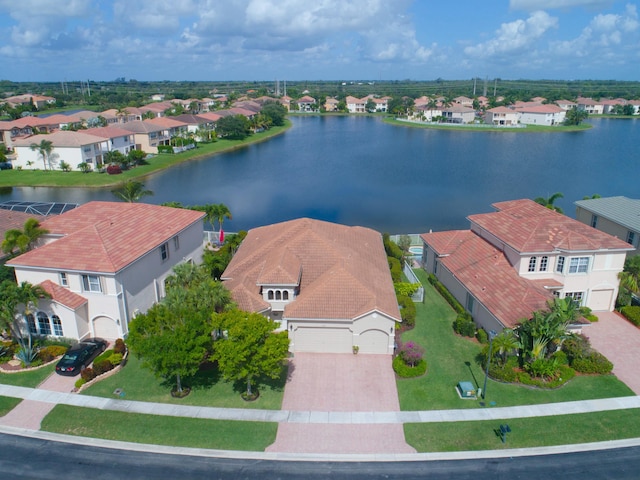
[0,0,638,82]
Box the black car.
[55,338,107,376]
[0,162,12,170]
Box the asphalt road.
[1,434,639,480]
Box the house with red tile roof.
[484,106,519,126]
[3,94,56,110]
[345,96,366,113]
[221,218,401,354]
[421,199,633,332]
[441,105,476,124]
[295,96,317,112]
[513,104,566,126]
[85,126,136,156]
[7,202,205,340]
[576,97,604,115]
[118,120,169,154]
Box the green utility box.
[457,381,476,398]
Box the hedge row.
[620,306,640,327]
[428,274,465,314]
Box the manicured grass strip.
[396,269,634,411]
[0,364,56,388]
[82,355,286,410]
[42,405,277,451]
[0,395,21,416]
[384,117,592,132]
[0,121,291,188]
[405,409,640,452]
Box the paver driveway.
[584,311,640,394]
[266,353,416,454]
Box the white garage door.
[93,316,119,339]
[590,290,614,311]
[357,329,390,354]
[293,327,352,353]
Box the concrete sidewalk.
[1,384,639,425]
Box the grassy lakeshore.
[384,116,593,132]
[0,120,291,188]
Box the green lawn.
[384,117,592,132]
[396,269,634,411]
[0,121,291,188]
[0,364,56,388]
[41,405,277,451]
[81,355,286,410]
[0,395,21,416]
[405,409,640,452]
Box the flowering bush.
[398,341,425,367]
[106,164,122,175]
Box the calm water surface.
[2,117,638,234]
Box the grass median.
[41,405,278,451]
[0,364,56,388]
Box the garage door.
[589,290,614,311]
[357,329,390,354]
[293,327,352,353]
[93,316,119,339]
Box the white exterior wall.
[519,111,566,126]
[576,207,639,256]
[13,144,103,171]
[352,312,395,354]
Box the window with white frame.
[528,257,537,272]
[82,274,102,293]
[568,257,589,274]
[52,315,63,336]
[627,231,636,246]
[59,272,68,287]
[37,312,52,335]
[556,256,565,273]
[25,314,37,334]
[565,292,584,306]
[159,242,169,261]
[539,256,548,272]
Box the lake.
[2,116,638,234]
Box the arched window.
[268,290,274,300]
[283,291,289,300]
[51,315,63,336]
[528,257,537,272]
[37,312,52,335]
[275,291,282,300]
[25,314,37,334]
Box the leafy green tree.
[618,256,640,306]
[111,180,153,203]
[582,193,601,200]
[202,231,247,279]
[2,218,48,255]
[77,162,91,173]
[534,192,564,214]
[564,106,588,125]
[211,310,289,398]
[127,149,147,165]
[29,139,53,170]
[104,150,127,167]
[0,280,49,338]
[216,115,251,140]
[260,102,287,126]
[365,99,376,113]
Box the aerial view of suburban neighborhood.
[0,1,639,479]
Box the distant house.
[575,196,640,256]
[576,97,604,115]
[86,126,137,157]
[515,104,566,126]
[555,100,578,111]
[484,106,519,126]
[346,96,366,113]
[296,96,316,112]
[421,199,632,332]
[0,117,58,149]
[119,120,170,154]
[7,202,205,340]
[441,105,476,124]
[13,131,107,171]
[453,96,473,107]
[3,94,56,110]
[324,97,339,112]
[221,218,401,354]
[146,116,189,140]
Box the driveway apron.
[266,353,416,454]
[584,311,640,394]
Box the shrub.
[157,145,174,154]
[431,279,465,314]
[107,352,124,366]
[80,367,96,382]
[106,164,122,175]
[383,233,404,261]
[579,306,598,322]
[476,328,488,344]
[489,359,518,382]
[37,349,54,363]
[552,349,569,366]
[114,338,127,355]
[397,295,416,328]
[453,313,475,337]
[38,345,67,360]
[59,161,71,172]
[572,352,613,374]
[75,378,86,389]
[93,359,115,376]
[561,334,591,362]
[398,341,425,367]
[94,349,114,364]
[388,257,402,283]
[620,306,640,327]
[393,355,427,378]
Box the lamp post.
[482,330,497,400]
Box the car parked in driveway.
[55,338,107,376]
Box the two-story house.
[7,202,205,340]
[421,199,633,332]
[221,218,401,354]
[575,196,640,256]
[12,131,106,171]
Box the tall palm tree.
[213,203,232,231]
[111,180,154,203]
[29,139,53,170]
[2,218,49,255]
[534,192,564,214]
[115,107,129,123]
[0,280,49,339]
[491,329,520,365]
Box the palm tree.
[115,107,129,123]
[2,218,49,255]
[111,180,154,203]
[618,256,640,305]
[0,280,49,339]
[30,139,53,170]
[491,329,520,365]
[534,192,564,214]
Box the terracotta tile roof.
[197,112,222,122]
[8,202,204,273]
[486,106,516,114]
[170,114,211,125]
[421,230,552,328]
[86,126,135,138]
[39,279,87,310]
[146,117,188,128]
[469,199,632,253]
[13,131,105,148]
[297,96,316,103]
[0,116,52,130]
[118,120,165,134]
[513,104,563,114]
[222,218,400,322]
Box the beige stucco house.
[575,196,640,256]
[7,202,205,340]
[221,218,401,354]
[421,199,633,333]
